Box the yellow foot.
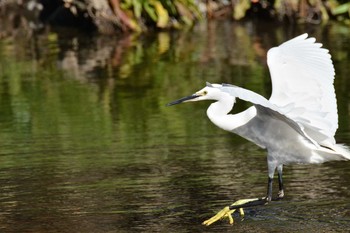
[202,198,260,226]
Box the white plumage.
[167,34,350,206]
[267,34,338,147]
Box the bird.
[166,34,350,226]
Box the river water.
[0,21,349,232]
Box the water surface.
[0,21,349,232]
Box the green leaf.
[332,3,350,15]
[233,0,251,20]
[153,1,169,28]
[144,2,158,22]
[132,0,142,19]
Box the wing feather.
[218,84,319,147]
[267,33,337,146]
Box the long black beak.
[166,95,199,106]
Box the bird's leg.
[262,156,276,202]
[277,165,284,199]
[202,160,278,226]
[202,198,266,226]
[266,176,273,201]
[202,177,273,226]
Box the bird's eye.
[203,91,208,95]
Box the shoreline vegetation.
[1,0,350,38]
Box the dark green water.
[0,21,349,232]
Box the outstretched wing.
[217,84,319,146]
[267,34,337,146]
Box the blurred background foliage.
[1,1,350,230]
[1,0,350,37]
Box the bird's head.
[167,82,224,106]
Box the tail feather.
[332,143,350,160]
[314,143,350,163]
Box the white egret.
[167,34,350,226]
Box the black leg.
[203,162,284,226]
[277,165,284,199]
[204,162,285,226]
[228,177,273,211]
[266,177,273,201]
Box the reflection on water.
[0,21,349,232]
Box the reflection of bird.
[167,34,350,225]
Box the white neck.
[206,97,256,131]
